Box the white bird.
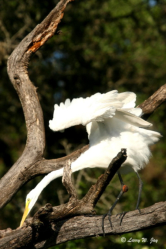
[20,90,161,227]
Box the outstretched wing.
[49,90,124,131]
[49,90,151,132]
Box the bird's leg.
[115,172,128,224]
[102,172,128,236]
[135,171,143,213]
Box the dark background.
[0,0,166,248]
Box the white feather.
[72,118,161,174]
[49,91,141,131]
[115,109,152,128]
[21,90,161,225]
[117,92,136,108]
[49,90,160,174]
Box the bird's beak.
[20,201,30,227]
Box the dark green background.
[0,0,166,248]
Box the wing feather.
[49,90,124,131]
[115,109,152,128]
[49,90,151,132]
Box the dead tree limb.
[30,150,126,224]
[0,80,165,208]
[62,159,78,200]
[0,201,165,249]
[0,0,166,247]
[82,149,127,207]
[0,0,165,209]
[1,11,166,210]
[0,0,73,209]
[0,149,127,248]
[138,83,166,119]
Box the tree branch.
[0,201,165,248]
[82,149,127,207]
[1,81,166,209]
[30,150,125,224]
[0,0,73,209]
[138,84,166,119]
[62,159,78,200]
[0,0,166,214]
[1,0,166,247]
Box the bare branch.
[0,0,166,247]
[0,201,165,249]
[82,149,127,207]
[1,0,166,214]
[62,160,78,200]
[28,149,125,230]
[0,0,73,209]
[138,84,166,119]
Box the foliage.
[0,0,166,248]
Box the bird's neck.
[34,161,87,198]
[35,168,64,194]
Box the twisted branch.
[0,0,166,248]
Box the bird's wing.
[117,92,136,108]
[86,107,151,142]
[115,109,152,128]
[49,90,124,131]
[135,127,162,144]
[123,107,142,117]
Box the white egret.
[20,90,161,227]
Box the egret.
[20,90,161,227]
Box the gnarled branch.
[0,0,166,248]
[0,0,73,209]
[0,201,165,248]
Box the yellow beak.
[20,201,30,227]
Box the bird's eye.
[27,198,30,203]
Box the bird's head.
[20,189,38,227]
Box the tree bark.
[0,201,165,248]
[0,0,166,248]
[138,84,166,119]
[0,0,74,209]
